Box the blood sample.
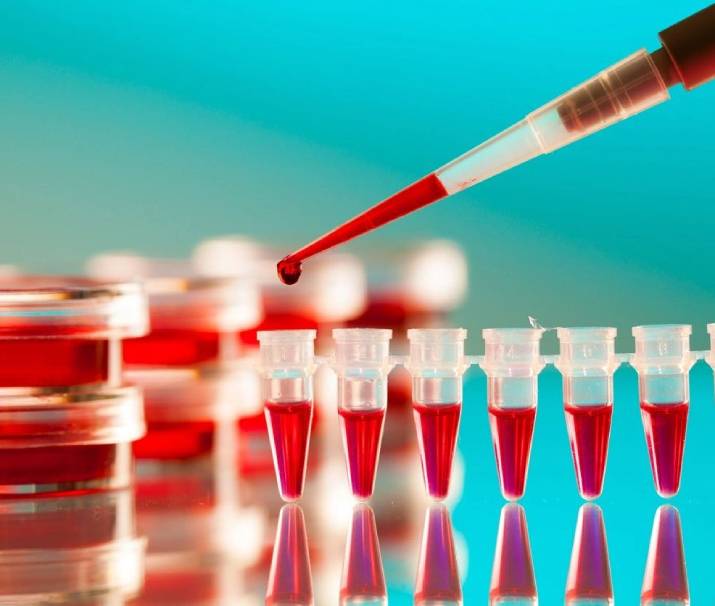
[0,276,146,387]
[340,504,386,605]
[332,329,393,500]
[557,327,618,500]
[258,330,317,502]
[415,505,462,605]
[565,504,613,605]
[0,386,144,496]
[483,328,544,501]
[631,325,693,498]
[489,504,537,605]
[266,505,313,606]
[641,506,689,604]
[0,490,145,602]
[407,328,468,500]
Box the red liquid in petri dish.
[0,335,110,387]
[341,505,386,603]
[339,407,386,500]
[490,504,537,605]
[565,504,613,604]
[265,400,313,501]
[488,406,536,501]
[412,402,462,500]
[642,506,689,603]
[640,402,689,497]
[123,329,222,366]
[133,420,216,460]
[564,403,613,499]
[0,443,128,496]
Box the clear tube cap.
[258,330,316,370]
[407,328,468,372]
[482,328,544,374]
[632,324,693,372]
[332,328,392,370]
[557,327,618,373]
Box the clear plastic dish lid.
[0,276,148,339]
[87,253,262,331]
[0,385,145,448]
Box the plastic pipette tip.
[277,258,302,285]
[641,506,689,604]
[565,504,613,605]
[415,505,462,605]
[341,504,386,605]
[266,505,314,606]
[489,504,537,605]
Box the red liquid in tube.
[265,400,313,501]
[341,505,386,603]
[277,174,449,285]
[339,407,386,500]
[488,406,536,501]
[642,506,689,603]
[564,403,612,499]
[413,402,461,500]
[640,402,688,497]
[490,504,537,604]
[415,505,462,605]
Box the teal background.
[0,1,713,601]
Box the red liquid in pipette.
[341,505,386,603]
[265,400,313,501]
[564,403,612,499]
[339,407,386,500]
[488,405,536,501]
[412,402,461,500]
[277,174,449,284]
[640,402,688,497]
[133,420,216,460]
[565,504,613,604]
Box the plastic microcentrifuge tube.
[489,504,537,605]
[340,504,386,606]
[266,505,314,606]
[482,328,544,501]
[258,330,317,502]
[631,325,693,498]
[414,505,462,606]
[565,504,613,605]
[332,329,393,501]
[556,327,618,500]
[641,506,689,605]
[406,328,468,500]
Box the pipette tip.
[277,258,302,285]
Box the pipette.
[278,4,715,285]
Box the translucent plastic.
[489,504,537,605]
[0,490,145,603]
[0,385,144,496]
[641,506,689,605]
[340,504,386,606]
[333,329,393,501]
[437,50,669,195]
[258,330,316,502]
[414,505,462,605]
[632,325,693,497]
[557,327,617,500]
[706,323,715,378]
[407,329,468,500]
[0,276,147,387]
[266,505,313,606]
[565,504,613,605]
[88,252,262,365]
[483,328,544,501]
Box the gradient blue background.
[0,1,713,601]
